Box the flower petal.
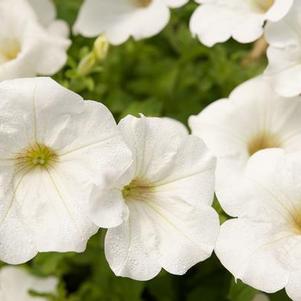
[118,115,188,183]
[266,62,301,98]
[265,0,294,22]
[73,0,170,44]
[0,204,37,264]
[0,266,57,299]
[190,2,264,47]
[154,135,216,207]
[264,0,301,97]
[73,0,134,38]
[105,198,219,280]
[10,168,97,253]
[27,0,56,26]
[0,79,37,156]
[89,186,129,228]
[0,0,70,80]
[22,23,70,76]
[163,0,188,8]
[105,201,161,281]
[216,218,290,293]
[286,270,301,301]
[150,198,219,275]
[245,149,301,225]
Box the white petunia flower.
[190,0,293,47]
[0,0,70,80]
[73,0,189,45]
[253,294,269,301]
[0,77,132,264]
[189,76,301,217]
[215,149,301,299]
[89,115,219,281]
[264,1,301,97]
[0,266,57,301]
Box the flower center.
[290,210,301,235]
[0,39,21,63]
[252,0,275,13]
[122,178,154,201]
[15,143,58,171]
[133,0,152,8]
[248,132,282,156]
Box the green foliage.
[0,2,281,301]
[228,279,257,301]
[53,2,264,125]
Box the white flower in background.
[264,1,301,97]
[73,0,189,45]
[190,0,293,47]
[0,77,132,264]
[189,76,301,217]
[89,115,219,280]
[0,0,70,80]
[253,294,269,301]
[216,150,301,299]
[0,266,57,301]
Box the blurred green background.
[0,1,292,300]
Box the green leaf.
[228,279,257,301]
[121,98,163,118]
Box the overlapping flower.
[91,115,219,280]
[0,266,57,300]
[0,77,131,264]
[216,150,301,300]
[73,0,189,45]
[189,0,293,47]
[0,0,70,80]
[189,76,301,216]
[264,0,301,97]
